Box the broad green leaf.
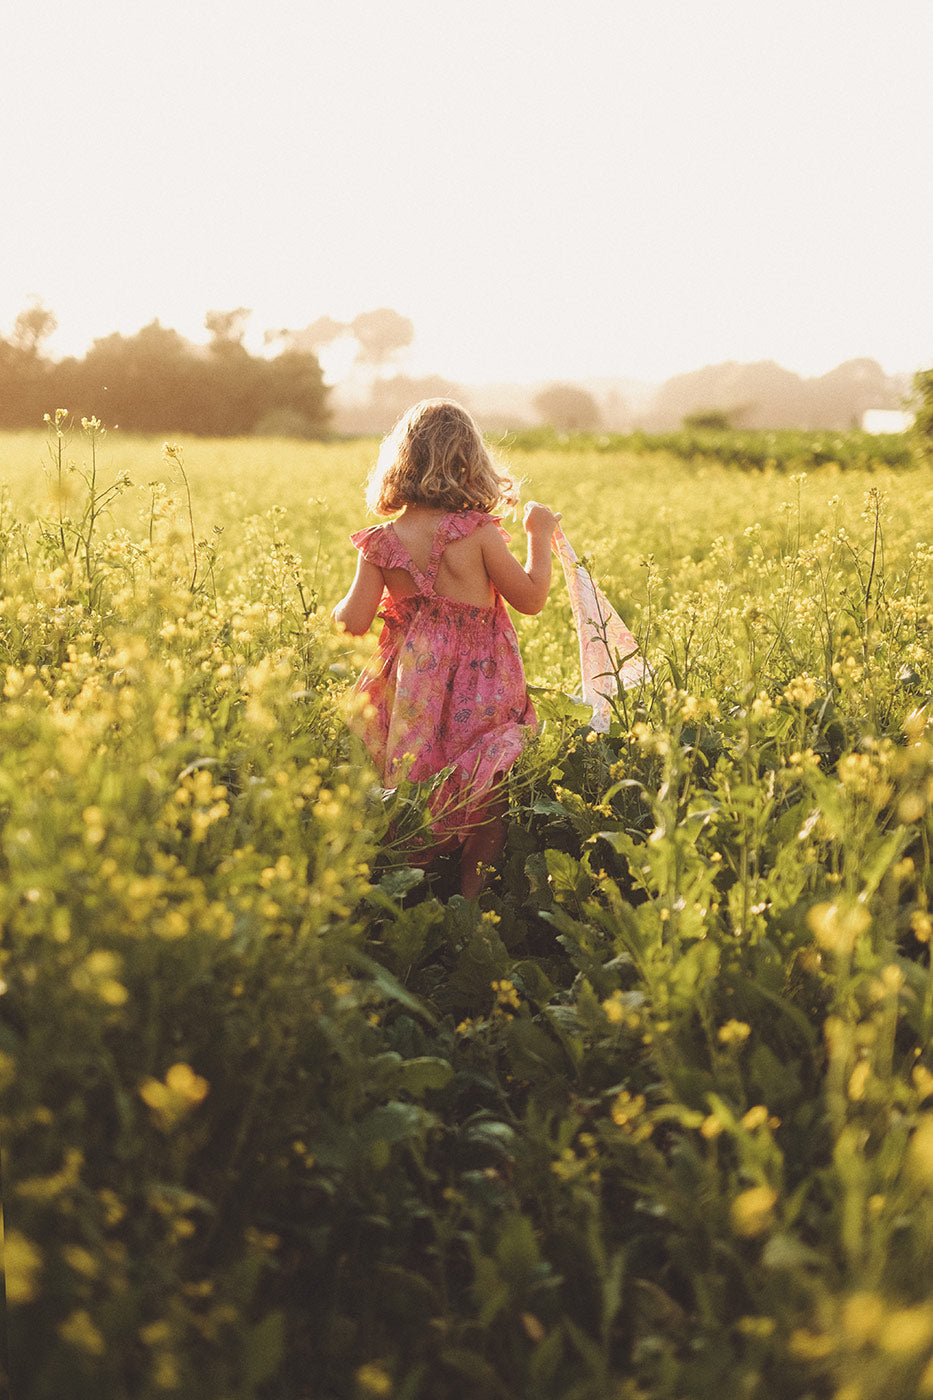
[395,1056,454,1096]
[359,1100,434,1146]
[342,946,437,1024]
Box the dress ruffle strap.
[350,524,409,572]
[440,510,509,544]
[423,511,510,589]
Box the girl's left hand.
[523,501,562,537]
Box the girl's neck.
[399,502,449,517]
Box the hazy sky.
[4,0,932,385]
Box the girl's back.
[381,506,498,610]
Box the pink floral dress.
[348,509,536,842]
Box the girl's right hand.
[523,501,562,537]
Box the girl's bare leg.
[460,786,508,899]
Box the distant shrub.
[532,382,602,432]
[912,365,933,459]
[682,409,733,431]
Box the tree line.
[0,303,336,437]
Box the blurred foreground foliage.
[1,418,932,1399]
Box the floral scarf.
[553,528,651,731]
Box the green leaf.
[440,1347,508,1394]
[593,827,642,865]
[668,939,720,1007]
[458,1118,518,1167]
[530,797,570,817]
[448,923,511,1004]
[749,1042,802,1108]
[563,1316,606,1370]
[471,1253,509,1327]
[362,866,426,914]
[359,1100,434,1146]
[395,1056,454,1096]
[241,1309,285,1390]
[528,1325,565,1388]
[378,866,426,900]
[342,946,437,1025]
[859,825,911,900]
[762,1233,825,1271]
[526,684,593,723]
[510,959,556,1006]
[506,1017,568,1079]
[374,1264,439,1321]
[495,1213,543,1289]
[544,848,592,904]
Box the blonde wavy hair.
[365,399,518,515]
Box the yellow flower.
[787,1328,834,1360]
[783,675,818,708]
[140,1319,172,1347]
[731,1184,778,1237]
[3,1232,42,1305]
[908,1115,933,1189]
[609,1089,651,1138]
[602,991,625,1024]
[718,1019,751,1047]
[15,1147,84,1200]
[140,1063,209,1131]
[356,1362,393,1396]
[492,979,520,1010]
[899,792,927,824]
[913,1065,933,1102]
[880,1305,933,1355]
[736,1315,775,1339]
[63,1245,99,1279]
[911,911,932,944]
[848,1062,870,1101]
[842,1290,884,1343]
[807,901,869,955]
[58,1308,106,1356]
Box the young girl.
[333,398,560,898]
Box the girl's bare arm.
[480,503,561,614]
[332,555,384,634]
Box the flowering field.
[2,419,932,1400]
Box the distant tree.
[77,321,196,432]
[532,383,602,432]
[0,304,331,435]
[13,299,57,356]
[0,301,58,427]
[808,358,894,430]
[69,318,329,436]
[650,361,806,431]
[194,310,254,430]
[267,315,348,354]
[205,307,251,351]
[253,349,329,438]
[350,308,414,369]
[912,366,933,459]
